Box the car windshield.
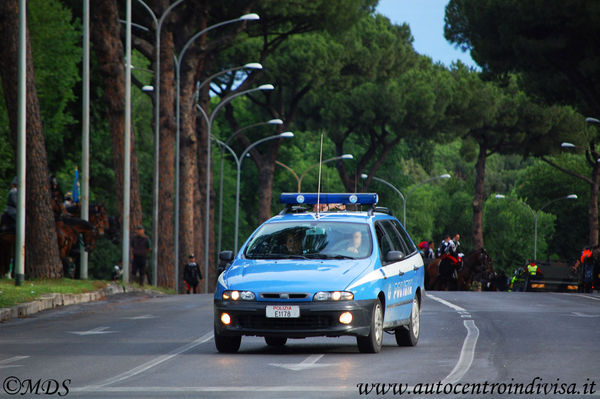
[244,221,372,260]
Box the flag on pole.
[73,167,80,203]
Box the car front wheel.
[357,299,383,353]
[214,325,241,353]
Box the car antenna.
[316,132,324,219]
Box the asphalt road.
[0,291,599,398]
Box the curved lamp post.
[495,194,577,260]
[276,154,354,192]
[216,118,283,257]
[362,173,450,226]
[195,83,274,292]
[172,13,259,292]
[213,132,294,254]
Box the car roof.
[267,211,396,224]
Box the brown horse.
[426,248,494,291]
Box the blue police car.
[214,193,424,353]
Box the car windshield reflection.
[244,222,372,260]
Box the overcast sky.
[376,0,478,68]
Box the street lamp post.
[195,83,274,293]
[495,194,577,260]
[362,174,450,226]
[132,0,187,286]
[216,118,283,257]
[213,133,294,254]
[276,155,354,192]
[173,13,260,292]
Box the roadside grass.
[0,278,107,308]
[0,278,176,309]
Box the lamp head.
[360,174,368,180]
[440,174,451,179]
[142,85,154,92]
[585,117,600,124]
[566,194,578,199]
[494,194,506,199]
[341,154,354,160]
[279,132,294,138]
[244,63,263,70]
[258,84,275,91]
[268,119,284,125]
[239,13,260,21]
[561,142,576,148]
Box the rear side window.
[390,219,417,255]
[381,220,409,255]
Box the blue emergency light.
[279,193,379,206]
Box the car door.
[375,219,418,327]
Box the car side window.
[390,220,417,255]
[375,223,393,264]
[381,220,409,255]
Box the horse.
[426,248,494,291]
[56,217,97,277]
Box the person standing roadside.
[183,254,202,294]
[131,225,151,286]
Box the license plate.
[266,305,300,318]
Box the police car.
[214,193,424,353]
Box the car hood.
[222,258,373,293]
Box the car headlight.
[313,291,354,301]
[222,290,256,301]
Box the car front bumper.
[214,299,376,338]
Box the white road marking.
[427,293,467,312]
[84,331,213,389]
[442,319,479,384]
[73,385,356,393]
[269,354,337,371]
[427,293,479,384]
[0,356,29,369]
[580,294,600,302]
[68,326,116,335]
[571,312,600,318]
[122,314,156,320]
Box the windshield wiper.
[305,253,356,260]
[247,253,308,260]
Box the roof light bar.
[279,193,378,206]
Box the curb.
[0,284,164,323]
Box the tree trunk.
[0,0,62,278]
[589,163,599,247]
[472,143,486,250]
[90,0,143,231]
[155,27,177,288]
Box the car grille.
[260,293,309,300]
[237,314,333,330]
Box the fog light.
[339,312,353,324]
[221,313,231,325]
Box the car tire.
[357,298,384,353]
[395,296,420,347]
[265,336,287,346]
[214,326,241,353]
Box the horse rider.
[1,178,18,232]
[437,235,451,258]
[578,248,595,293]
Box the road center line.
[427,294,479,384]
[84,331,213,389]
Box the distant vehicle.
[214,193,424,353]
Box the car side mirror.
[386,250,404,263]
[219,250,234,263]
